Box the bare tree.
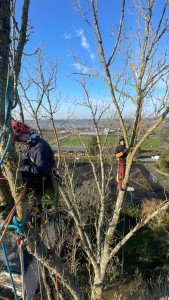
[1,1,169,300]
[18,46,59,135]
[56,1,169,299]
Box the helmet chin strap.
[15,134,29,143]
[17,139,27,143]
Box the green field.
[141,138,160,148]
[44,129,162,155]
[58,135,118,147]
[57,135,161,149]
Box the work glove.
[129,146,135,151]
[22,158,30,165]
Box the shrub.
[157,149,169,173]
[88,136,99,155]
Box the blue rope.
[12,215,29,239]
[0,215,29,299]
[0,132,13,167]
[5,71,12,125]
[129,189,133,203]
[0,64,14,167]
[0,233,18,300]
[0,223,27,239]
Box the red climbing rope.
[0,185,26,243]
[38,209,59,300]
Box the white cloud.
[75,28,84,37]
[74,27,95,63]
[64,33,72,40]
[81,36,89,49]
[73,62,89,74]
[90,52,95,62]
[75,27,90,50]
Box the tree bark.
[0,0,14,207]
[91,273,103,300]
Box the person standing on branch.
[12,122,55,197]
[115,137,134,190]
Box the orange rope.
[38,209,59,300]
[0,185,26,243]
[0,171,7,180]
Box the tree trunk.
[91,273,104,300]
[0,0,14,208]
[0,0,10,117]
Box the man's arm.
[21,144,50,177]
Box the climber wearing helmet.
[115,137,128,160]
[12,122,55,195]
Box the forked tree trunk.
[0,0,13,207]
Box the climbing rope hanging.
[0,232,19,300]
[0,63,15,167]
[0,216,28,300]
[0,185,26,243]
[0,186,28,299]
[0,220,28,300]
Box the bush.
[88,136,99,155]
[157,149,169,173]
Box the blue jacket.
[21,133,54,180]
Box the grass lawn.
[59,135,118,146]
[44,130,161,155]
[142,138,160,148]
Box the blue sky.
[15,0,169,119]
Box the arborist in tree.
[115,136,135,190]
[12,121,55,198]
